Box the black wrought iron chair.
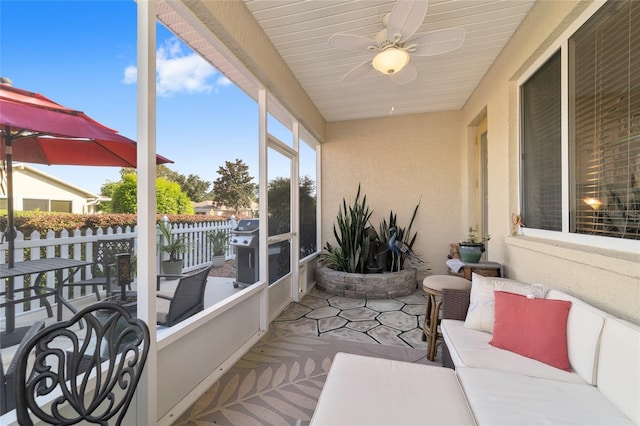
[62,238,134,306]
[0,320,45,415]
[13,302,149,425]
[156,266,212,327]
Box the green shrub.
[0,210,229,237]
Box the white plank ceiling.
[160,0,536,123]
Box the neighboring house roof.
[191,200,256,216]
[2,163,110,203]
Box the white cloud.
[123,65,137,84]
[122,38,227,97]
[217,75,232,86]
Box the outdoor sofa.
[311,274,639,425]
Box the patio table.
[1,258,92,348]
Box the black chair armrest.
[442,288,471,321]
[157,294,174,301]
[156,273,186,290]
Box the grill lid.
[233,219,259,234]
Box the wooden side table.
[446,259,503,280]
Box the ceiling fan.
[328,0,465,85]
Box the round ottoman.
[422,275,471,361]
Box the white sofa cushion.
[546,289,608,385]
[457,367,634,425]
[310,353,476,426]
[442,319,585,384]
[597,317,640,424]
[464,273,548,333]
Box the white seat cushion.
[310,353,475,426]
[457,367,634,425]
[442,319,585,384]
[597,317,640,424]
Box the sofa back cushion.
[597,317,640,424]
[546,290,607,385]
[464,273,548,333]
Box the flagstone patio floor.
[271,286,429,349]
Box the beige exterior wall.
[323,0,639,324]
[324,111,463,280]
[459,0,639,323]
[6,165,101,214]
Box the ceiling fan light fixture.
[372,48,410,75]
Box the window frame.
[517,0,640,254]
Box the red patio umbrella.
[0,81,173,268]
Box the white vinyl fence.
[1,218,236,320]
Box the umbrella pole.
[2,126,18,337]
[3,126,16,268]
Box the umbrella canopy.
[1,84,172,167]
[0,82,173,267]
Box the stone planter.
[315,266,417,299]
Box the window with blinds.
[521,52,562,231]
[570,0,639,240]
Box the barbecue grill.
[230,219,259,288]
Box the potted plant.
[206,229,228,268]
[319,184,372,273]
[158,221,187,274]
[458,227,490,263]
[316,185,424,299]
[319,184,424,274]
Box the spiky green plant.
[320,185,372,273]
[379,201,421,272]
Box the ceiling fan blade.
[390,62,417,85]
[409,28,465,56]
[387,0,429,42]
[328,33,377,52]
[342,60,374,82]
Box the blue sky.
[1,0,262,195]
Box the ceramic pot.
[458,243,485,263]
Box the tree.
[267,176,317,255]
[111,174,138,213]
[156,178,194,214]
[267,177,291,235]
[97,180,120,213]
[174,173,211,202]
[119,165,179,181]
[212,159,257,215]
[117,165,210,202]
[110,173,194,214]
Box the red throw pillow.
[490,291,572,371]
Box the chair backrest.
[92,238,134,275]
[14,302,149,426]
[164,266,211,326]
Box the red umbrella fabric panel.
[0,85,172,167]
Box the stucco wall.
[324,111,462,278]
[459,0,639,323]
